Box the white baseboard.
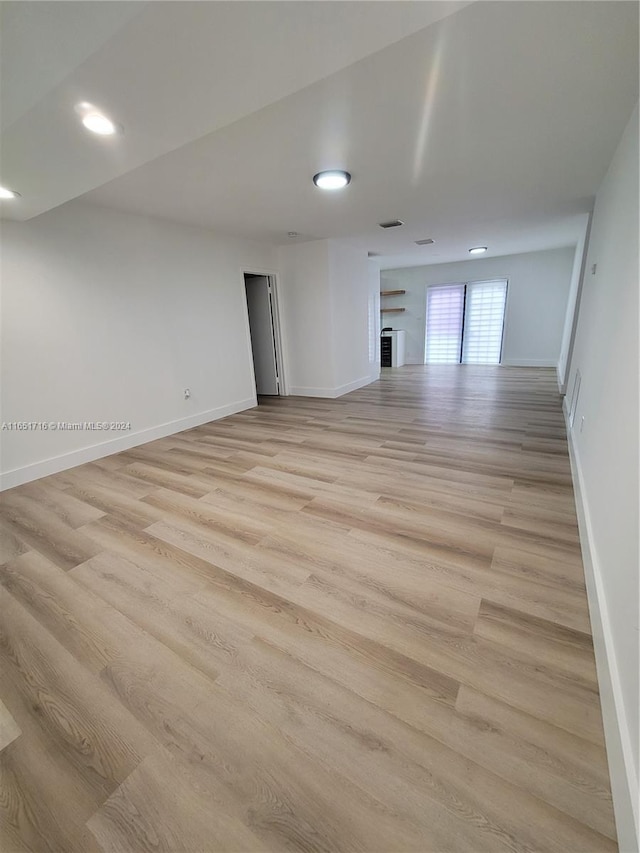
[0,397,257,491]
[501,358,557,367]
[564,402,639,853]
[290,375,374,399]
[289,385,340,398]
[334,375,376,396]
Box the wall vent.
[379,220,404,229]
[415,238,434,245]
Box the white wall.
[381,247,575,366]
[564,104,639,853]
[328,241,374,393]
[557,213,591,392]
[278,239,378,397]
[0,200,276,489]
[277,240,333,396]
[367,258,381,382]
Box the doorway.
[243,273,283,397]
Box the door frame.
[241,267,288,396]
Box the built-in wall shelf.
[381,307,406,313]
[381,289,406,297]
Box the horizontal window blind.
[425,284,464,364]
[425,279,507,365]
[462,280,507,364]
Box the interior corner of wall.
[556,362,566,394]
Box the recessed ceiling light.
[0,186,20,200]
[82,112,118,135]
[313,170,351,190]
[469,246,488,254]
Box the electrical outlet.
[184,388,191,399]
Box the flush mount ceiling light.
[469,246,488,254]
[313,170,351,190]
[75,102,121,136]
[82,112,117,135]
[0,186,20,199]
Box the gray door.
[244,275,279,395]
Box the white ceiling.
[0,2,149,131]
[1,1,638,268]
[0,1,468,218]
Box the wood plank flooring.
[0,365,617,852]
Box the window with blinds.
[425,284,464,364]
[461,280,507,364]
[425,279,507,365]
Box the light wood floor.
[0,365,617,852]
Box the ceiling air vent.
[379,219,404,229]
[415,238,434,245]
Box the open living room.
[0,2,638,851]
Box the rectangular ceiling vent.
[415,238,434,245]
[379,219,404,229]
[367,251,381,257]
